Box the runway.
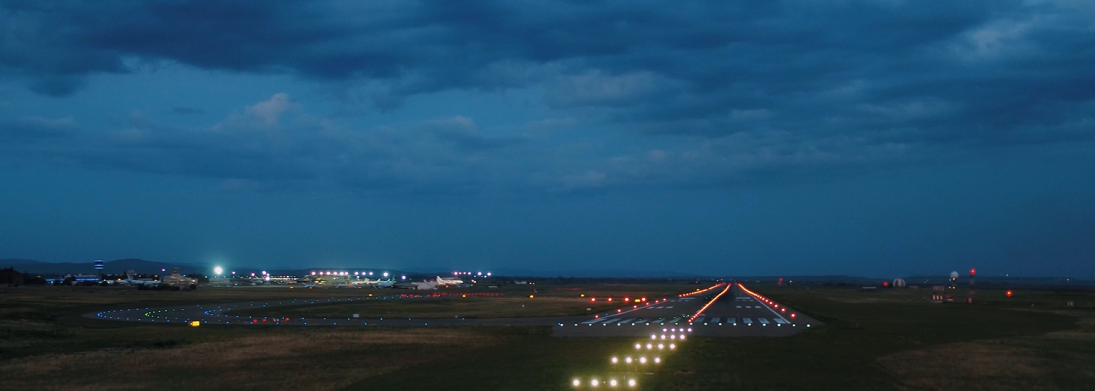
[85,283,821,337]
[552,283,820,337]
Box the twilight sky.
[1,0,1093,277]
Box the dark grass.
[351,285,1093,391]
[3,284,1094,390]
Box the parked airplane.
[436,276,464,287]
[118,270,160,287]
[351,278,382,287]
[376,279,397,288]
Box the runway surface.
[85,283,821,337]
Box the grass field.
[2,283,1093,390]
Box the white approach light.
[625,357,633,364]
[591,379,599,387]
[610,379,618,387]
[680,335,686,340]
[634,343,641,349]
[639,357,647,364]
[657,344,664,349]
[654,357,661,364]
[628,379,637,387]
[573,379,581,387]
[213,266,223,275]
[611,357,618,363]
[650,334,656,340]
[670,344,676,349]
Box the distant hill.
[0,259,42,266]
[0,258,204,275]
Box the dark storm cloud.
[1,0,1093,189]
[0,94,531,193]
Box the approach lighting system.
[213,266,223,275]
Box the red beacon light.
[1006,290,1013,297]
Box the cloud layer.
[1,0,1093,193]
